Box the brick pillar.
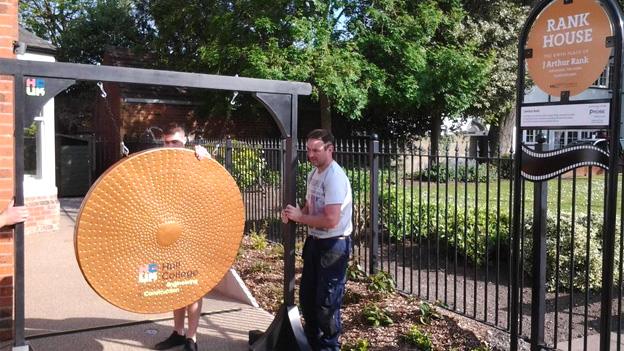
[0,0,17,342]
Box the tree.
[58,0,150,64]
[461,0,529,153]
[353,0,493,155]
[21,0,150,64]
[20,0,151,133]
[21,0,537,144]
[20,0,91,47]
[140,0,376,132]
[137,0,528,146]
[243,0,379,130]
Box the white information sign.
[521,103,609,128]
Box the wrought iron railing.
[120,135,624,350]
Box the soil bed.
[234,236,506,350]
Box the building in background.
[19,26,60,235]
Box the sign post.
[513,0,624,350]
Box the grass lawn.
[372,173,617,217]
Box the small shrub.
[25,122,38,137]
[347,261,367,281]
[379,187,511,265]
[401,325,433,350]
[345,168,371,196]
[522,213,612,292]
[414,163,503,183]
[448,207,511,265]
[270,243,284,257]
[262,169,280,186]
[379,188,435,241]
[418,301,440,325]
[435,300,449,309]
[230,141,267,190]
[367,271,396,295]
[362,303,393,327]
[343,338,370,351]
[249,231,268,251]
[296,161,314,202]
[343,289,364,305]
[249,262,270,274]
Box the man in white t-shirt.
[282,129,352,351]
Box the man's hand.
[283,204,303,223]
[280,209,289,224]
[0,200,28,227]
[194,145,212,160]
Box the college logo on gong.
[138,263,158,283]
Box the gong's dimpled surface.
[74,148,245,314]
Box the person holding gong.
[154,122,210,351]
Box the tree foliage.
[352,0,495,147]
[59,0,148,63]
[20,0,90,47]
[461,0,528,126]
[141,0,374,128]
[21,0,150,64]
[19,0,540,143]
[20,0,153,134]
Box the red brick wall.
[121,103,282,140]
[121,103,195,138]
[24,196,59,234]
[0,0,17,341]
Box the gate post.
[513,1,624,350]
[531,133,547,351]
[369,134,379,274]
[600,2,624,350]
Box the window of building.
[580,131,592,139]
[566,131,579,144]
[553,131,564,149]
[593,65,610,88]
[524,130,536,144]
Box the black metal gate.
[512,0,624,350]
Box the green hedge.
[291,163,621,293]
[378,185,620,292]
[379,188,511,265]
[413,162,509,182]
[227,141,280,190]
[288,160,624,293]
[522,213,620,292]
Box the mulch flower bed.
[234,235,501,350]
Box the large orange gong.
[74,148,245,314]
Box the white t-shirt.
[306,160,353,239]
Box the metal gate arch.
[0,58,311,351]
[512,0,624,350]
